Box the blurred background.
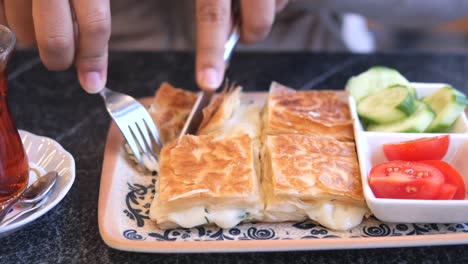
[104,0,468,54]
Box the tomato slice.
[419,160,466,200]
[383,135,450,161]
[369,161,445,199]
[437,184,457,200]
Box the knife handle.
[223,0,241,64]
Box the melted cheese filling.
[214,103,260,139]
[167,206,252,229]
[304,200,367,230]
[264,199,367,230]
[163,200,366,230]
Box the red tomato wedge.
[437,184,457,200]
[369,161,445,199]
[419,160,466,200]
[383,135,450,161]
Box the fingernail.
[80,71,105,94]
[198,68,221,90]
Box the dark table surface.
[1,51,468,263]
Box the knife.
[178,23,240,139]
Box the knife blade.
[178,90,213,139]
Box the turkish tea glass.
[0,25,28,207]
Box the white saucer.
[0,130,75,237]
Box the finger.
[5,0,35,46]
[0,1,8,26]
[196,0,230,91]
[72,0,111,93]
[240,0,275,43]
[32,0,74,70]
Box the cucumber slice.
[357,85,416,124]
[346,66,410,102]
[408,86,418,98]
[423,86,467,132]
[367,101,435,133]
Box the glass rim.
[0,24,16,56]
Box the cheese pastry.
[150,134,262,229]
[262,134,368,230]
[149,82,197,144]
[263,82,354,141]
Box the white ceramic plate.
[0,130,75,237]
[99,95,468,253]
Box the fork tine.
[143,116,162,150]
[100,86,163,166]
[121,127,142,164]
[129,123,148,155]
[136,119,155,156]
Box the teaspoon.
[0,171,58,224]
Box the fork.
[100,87,161,166]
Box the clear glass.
[0,25,29,204]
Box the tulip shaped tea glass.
[0,25,28,206]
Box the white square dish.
[350,82,468,223]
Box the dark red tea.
[0,71,28,203]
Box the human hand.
[196,0,289,91]
[0,0,111,93]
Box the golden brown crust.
[266,134,363,201]
[158,134,256,202]
[264,82,354,140]
[150,82,197,144]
